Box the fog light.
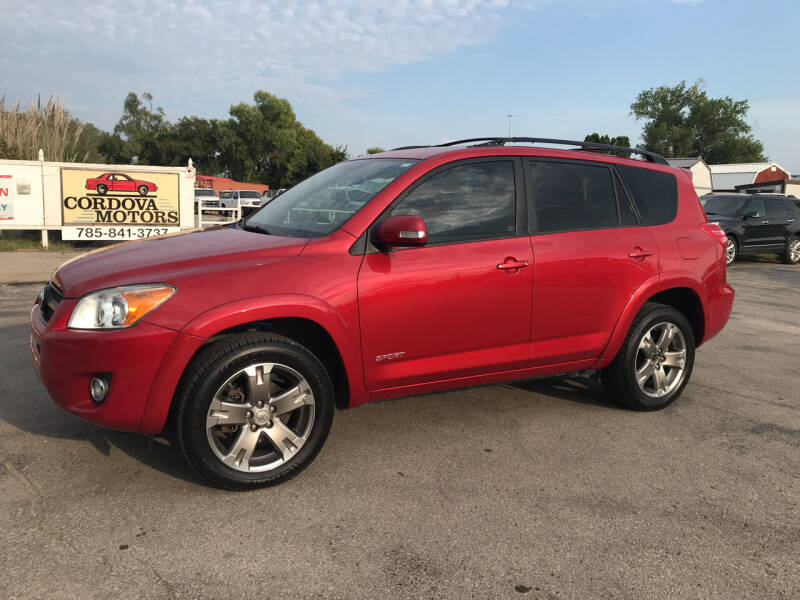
[89,376,109,404]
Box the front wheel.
[602,303,695,411]
[96,183,108,195]
[174,333,334,490]
[781,236,800,265]
[138,185,149,196]
[725,236,737,266]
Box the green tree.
[366,147,385,154]
[630,80,765,163]
[583,133,631,157]
[75,123,112,163]
[219,90,346,188]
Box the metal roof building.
[709,162,790,191]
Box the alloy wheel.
[725,238,736,265]
[789,239,800,263]
[205,362,315,473]
[634,322,688,398]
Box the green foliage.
[631,80,765,163]
[96,90,346,188]
[366,147,386,154]
[583,133,631,157]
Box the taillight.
[701,223,727,246]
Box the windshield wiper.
[242,223,272,235]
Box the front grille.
[39,282,63,323]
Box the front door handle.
[628,247,654,260]
[497,257,530,272]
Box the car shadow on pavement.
[507,374,626,410]
[0,322,200,485]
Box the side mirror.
[376,215,428,248]
[742,210,760,220]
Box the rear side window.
[391,161,516,244]
[528,161,619,233]
[618,165,678,226]
[765,198,789,219]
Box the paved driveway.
[0,260,797,599]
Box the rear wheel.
[175,333,334,490]
[602,303,695,411]
[781,236,800,265]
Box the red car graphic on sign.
[85,173,158,196]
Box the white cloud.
[2,0,518,119]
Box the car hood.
[56,227,308,298]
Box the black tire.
[601,303,695,411]
[725,235,738,266]
[96,183,108,195]
[138,185,149,196]
[174,332,334,490]
[781,236,800,265]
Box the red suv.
[30,138,734,489]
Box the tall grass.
[0,95,85,162]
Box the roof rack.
[423,137,669,165]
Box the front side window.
[390,161,516,244]
[246,158,419,238]
[703,195,748,217]
[528,161,618,233]
[743,197,766,217]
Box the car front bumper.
[30,298,180,432]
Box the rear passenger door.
[764,197,793,247]
[526,159,659,365]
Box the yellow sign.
[61,168,180,226]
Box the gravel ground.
[0,258,797,599]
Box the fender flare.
[138,294,365,433]
[595,273,707,368]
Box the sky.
[2,0,799,172]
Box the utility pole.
[506,114,513,137]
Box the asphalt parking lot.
[0,259,798,599]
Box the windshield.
[702,195,748,216]
[244,158,419,237]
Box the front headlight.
[68,284,175,329]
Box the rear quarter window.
[618,165,678,226]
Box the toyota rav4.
[30,137,734,489]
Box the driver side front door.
[357,158,533,391]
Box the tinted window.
[391,161,515,244]
[742,197,766,217]
[615,176,638,226]
[765,198,788,219]
[702,195,748,217]
[528,161,618,233]
[618,165,678,226]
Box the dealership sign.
[0,175,13,220]
[60,168,180,240]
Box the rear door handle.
[497,258,530,271]
[628,247,653,260]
